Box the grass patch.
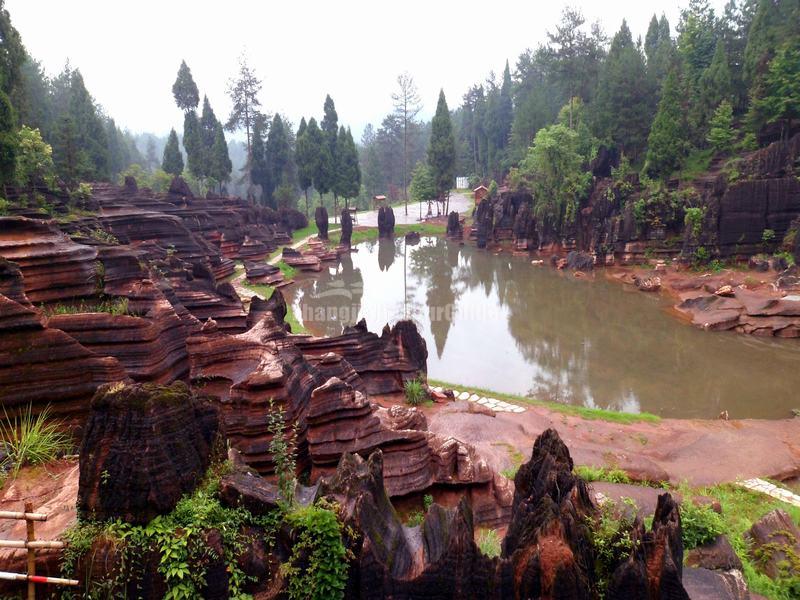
[574,465,632,484]
[691,483,800,599]
[428,379,660,425]
[241,280,307,333]
[276,260,297,280]
[403,378,427,406]
[0,404,71,477]
[493,442,525,480]
[476,528,502,558]
[41,296,130,317]
[677,147,714,181]
[330,222,447,247]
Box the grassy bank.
[329,222,447,246]
[427,379,661,424]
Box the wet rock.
[565,250,595,271]
[749,256,770,272]
[281,246,322,271]
[634,275,662,292]
[340,208,353,248]
[687,535,743,571]
[404,230,420,244]
[682,567,750,600]
[446,211,462,239]
[745,509,800,581]
[77,381,221,525]
[219,472,281,515]
[378,205,395,238]
[315,206,329,240]
[607,493,689,599]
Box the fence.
[0,502,78,599]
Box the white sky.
[8,0,726,140]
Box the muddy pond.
[285,237,799,419]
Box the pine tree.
[67,70,108,180]
[593,20,652,161]
[427,90,456,213]
[707,100,735,151]
[748,37,800,140]
[53,115,91,185]
[696,40,733,136]
[645,70,690,179]
[198,95,221,179]
[209,126,232,193]
[225,53,262,173]
[391,72,422,213]
[172,60,200,113]
[162,128,184,176]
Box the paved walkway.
[330,192,473,227]
[738,478,800,508]
[430,385,526,414]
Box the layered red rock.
[0,217,100,302]
[77,381,221,525]
[296,319,428,396]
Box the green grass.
[0,404,72,477]
[329,222,447,247]
[676,147,714,181]
[574,465,632,484]
[241,280,307,333]
[691,483,800,599]
[428,379,661,424]
[476,528,502,558]
[41,297,130,317]
[276,260,297,280]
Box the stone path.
[738,478,800,508]
[330,192,473,227]
[429,386,526,413]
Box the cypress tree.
[645,70,690,179]
[183,110,202,178]
[295,117,315,215]
[309,114,332,204]
[695,40,733,136]
[172,60,200,113]
[265,114,292,206]
[0,90,17,187]
[707,100,735,151]
[334,126,360,208]
[748,37,800,140]
[209,126,232,193]
[67,71,109,181]
[428,90,456,211]
[162,128,184,176]
[250,116,269,205]
[319,95,338,206]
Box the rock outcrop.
[745,509,800,582]
[341,208,353,248]
[377,205,395,238]
[446,211,463,240]
[315,205,329,240]
[77,381,221,525]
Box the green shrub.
[41,297,129,317]
[762,229,776,244]
[405,510,425,527]
[684,206,705,238]
[0,197,9,215]
[680,500,725,550]
[589,499,638,591]
[694,246,711,265]
[282,500,350,600]
[404,379,427,406]
[476,529,502,558]
[267,400,297,508]
[0,404,71,476]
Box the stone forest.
[0,0,799,599]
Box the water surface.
[285,237,799,419]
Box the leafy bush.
[762,229,776,244]
[589,499,638,590]
[267,400,297,508]
[684,206,704,238]
[694,246,711,265]
[41,297,129,317]
[476,529,501,558]
[404,379,427,406]
[282,500,350,600]
[0,197,8,215]
[405,510,425,527]
[0,404,71,476]
[680,500,725,550]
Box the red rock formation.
[315,206,329,240]
[77,381,221,525]
[243,260,284,286]
[296,319,428,396]
[281,246,322,271]
[0,267,127,418]
[0,217,100,302]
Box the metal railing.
[0,502,78,598]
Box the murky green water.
[285,237,800,419]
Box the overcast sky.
[8,0,726,141]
